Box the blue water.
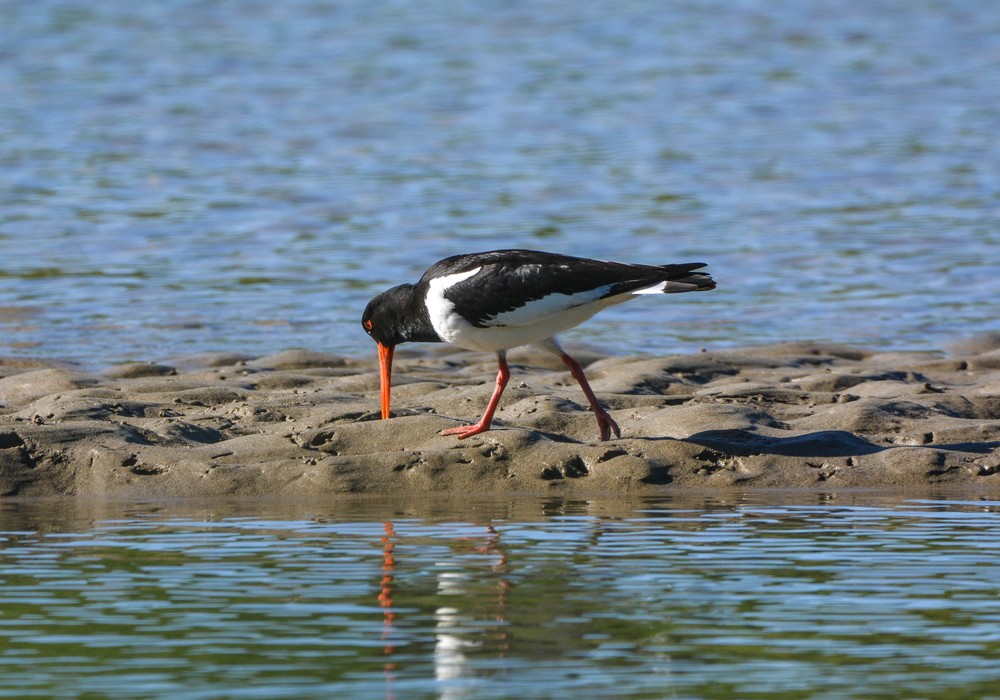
[3,494,1000,698]
[2,0,999,368]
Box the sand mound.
[2,342,999,497]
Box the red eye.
[364,319,373,331]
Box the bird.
[361,249,715,441]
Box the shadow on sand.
[683,429,1000,458]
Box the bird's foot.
[595,409,621,442]
[440,422,492,440]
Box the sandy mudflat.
[2,338,1000,498]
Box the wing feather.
[420,249,712,329]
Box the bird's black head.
[362,287,407,347]
[362,284,438,347]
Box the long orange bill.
[378,343,394,419]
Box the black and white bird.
[361,249,715,441]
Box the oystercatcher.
[362,249,715,441]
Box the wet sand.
[2,338,1000,497]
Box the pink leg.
[440,351,510,439]
[560,352,621,441]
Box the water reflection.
[2,493,1000,697]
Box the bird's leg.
[559,352,621,441]
[440,351,510,439]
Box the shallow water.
[2,1,1000,369]
[2,493,1000,698]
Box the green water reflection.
[2,493,1000,698]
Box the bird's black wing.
[421,250,709,328]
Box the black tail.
[656,262,716,293]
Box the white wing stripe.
[484,285,615,327]
[631,281,668,295]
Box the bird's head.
[361,285,418,420]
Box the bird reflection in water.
[380,522,397,693]
[377,521,511,697]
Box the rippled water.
[2,1,1000,368]
[2,494,1000,698]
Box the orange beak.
[378,343,394,419]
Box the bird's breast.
[424,267,482,346]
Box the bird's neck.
[396,283,442,344]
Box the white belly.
[430,294,622,352]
